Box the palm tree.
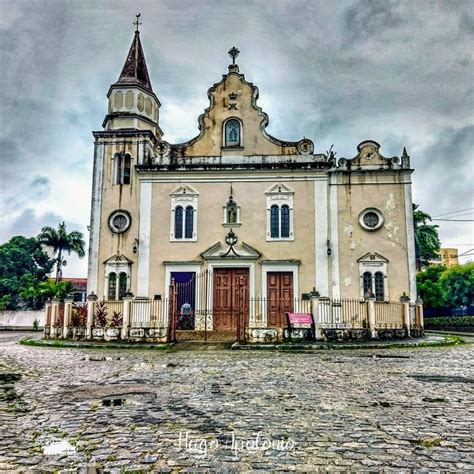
[413,205,441,270]
[37,222,86,283]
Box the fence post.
[366,295,377,339]
[310,289,321,340]
[121,295,133,340]
[44,301,52,338]
[415,298,424,330]
[86,293,97,340]
[63,296,74,339]
[51,298,59,338]
[400,293,411,337]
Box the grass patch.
[233,335,465,351]
[19,338,174,351]
[412,436,443,448]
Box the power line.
[432,207,474,218]
[439,248,474,263]
[440,211,474,217]
[432,219,474,222]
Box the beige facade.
[87,32,417,333]
[437,248,459,268]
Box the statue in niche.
[227,202,237,224]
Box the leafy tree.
[413,204,441,270]
[37,222,86,283]
[416,265,445,308]
[36,279,74,302]
[0,236,54,309]
[440,263,474,307]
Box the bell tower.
[103,15,162,138]
[88,16,161,297]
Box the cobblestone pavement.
[0,332,473,472]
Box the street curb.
[18,335,465,351]
[19,338,174,351]
[231,335,465,351]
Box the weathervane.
[228,46,240,65]
[134,13,142,32]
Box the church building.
[86,26,417,338]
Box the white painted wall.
[0,311,44,329]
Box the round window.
[359,208,383,231]
[109,210,131,234]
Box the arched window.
[224,119,241,147]
[266,184,294,241]
[108,272,117,300]
[115,153,131,185]
[281,205,290,238]
[363,272,372,296]
[118,272,127,300]
[374,272,384,301]
[170,185,198,241]
[358,253,389,300]
[270,205,279,238]
[174,206,183,239]
[123,154,131,184]
[185,206,194,239]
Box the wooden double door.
[213,268,249,331]
[267,272,294,327]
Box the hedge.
[424,315,474,328]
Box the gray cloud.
[0,0,472,272]
[0,208,64,242]
[343,0,403,43]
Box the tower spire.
[116,14,152,91]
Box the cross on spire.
[228,46,240,65]
[134,13,142,33]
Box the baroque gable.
[336,141,406,171]
[168,61,313,158]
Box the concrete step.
[176,330,237,342]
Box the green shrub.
[425,316,474,328]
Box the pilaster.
[63,296,74,339]
[121,296,133,340]
[310,290,321,339]
[136,181,152,297]
[86,294,98,340]
[367,295,377,339]
[400,293,411,337]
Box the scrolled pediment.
[103,253,133,264]
[265,183,294,195]
[170,184,199,197]
[357,252,389,263]
[201,241,261,260]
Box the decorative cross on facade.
[223,229,240,257]
[134,13,142,32]
[228,46,240,64]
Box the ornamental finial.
[134,13,142,33]
[228,46,240,65]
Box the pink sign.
[287,313,313,327]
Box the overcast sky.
[1,0,473,276]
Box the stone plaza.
[0,332,473,472]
